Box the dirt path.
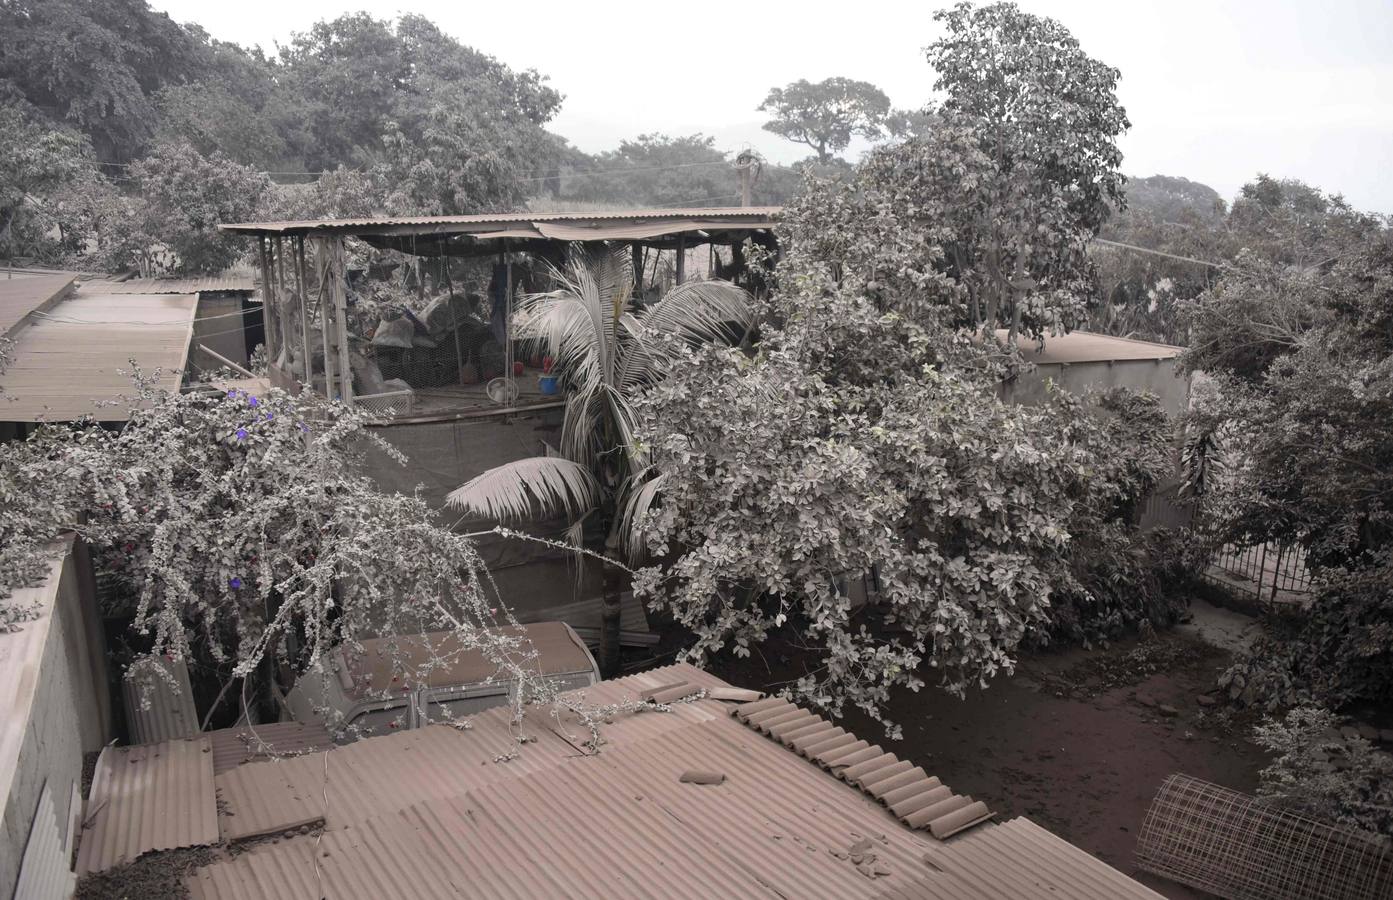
[705,599,1267,899]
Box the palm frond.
[446,457,600,522]
[515,290,604,392]
[639,280,754,345]
[618,472,666,561]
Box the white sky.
[152,0,1393,213]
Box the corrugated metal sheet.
[533,217,775,243]
[0,272,74,336]
[940,817,1165,899]
[0,290,196,422]
[187,662,1162,899]
[732,697,993,839]
[216,752,328,841]
[220,207,781,236]
[76,736,219,874]
[209,722,335,775]
[14,780,77,900]
[1007,329,1183,364]
[95,275,255,294]
[122,657,199,744]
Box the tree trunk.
[597,527,623,678]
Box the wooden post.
[294,237,311,389]
[257,237,277,366]
[675,235,686,285]
[314,238,336,401]
[501,241,513,397]
[329,237,353,405]
[631,243,643,294]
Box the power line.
[1091,237,1231,271]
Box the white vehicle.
[285,621,600,737]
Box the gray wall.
[1002,357,1191,417]
[364,408,603,620]
[1,540,112,900]
[190,293,250,372]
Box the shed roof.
[0,273,75,336]
[219,206,781,240]
[340,621,596,699]
[83,274,255,294]
[186,663,1163,899]
[1012,330,1184,365]
[0,288,196,422]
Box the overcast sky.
[152,0,1393,213]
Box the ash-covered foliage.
[0,373,639,743]
[1254,707,1393,842]
[625,3,1176,735]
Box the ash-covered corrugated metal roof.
[220,207,781,237]
[76,736,219,874]
[1010,330,1184,364]
[90,275,255,294]
[0,272,74,336]
[0,288,196,422]
[186,663,1162,899]
[208,722,335,776]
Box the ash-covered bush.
[1255,706,1393,842]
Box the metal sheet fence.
[1136,774,1393,900]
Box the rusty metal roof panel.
[220,207,782,236]
[208,721,335,775]
[731,698,994,839]
[186,662,1162,899]
[940,817,1166,899]
[215,752,328,841]
[76,736,219,874]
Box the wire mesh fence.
[1136,774,1393,900]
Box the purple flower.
[235,428,247,441]
[298,422,309,433]
[248,396,259,408]
[226,389,237,399]
[229,576,242,590]
[264,411,274,421]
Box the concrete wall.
[0,539,112,900]
[1002,357,1191,417]
[364,407,603,620]
[190,292,250,372]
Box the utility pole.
[735,150,759,207]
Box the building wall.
[190,292,250,372]
[1002,358,1190,417]
[363,407,603,620]
[0,539,112,899]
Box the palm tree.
[447,246,754,675]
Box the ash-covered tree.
[446,248,754,675]
[0,378,655,739]
[277,12,562,204]
[758,77,891,163]
[781,2,1130,345]
[625,1,1172,732]
[1185,234,1393,711]
[0,0,207,160]
[558,133,733,208]
[114,142,271,274]
[0,102,105,259]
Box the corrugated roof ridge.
[730,699,994,840]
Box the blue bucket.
[538,374,559,395]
